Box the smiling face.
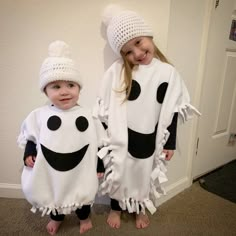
[121,36,155,66]
[41,114,90,171]
[45,81,80,110]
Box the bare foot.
[136,212,150,229]
[107,210,121,228]
[46,220,62,235]
[80,218,93,234]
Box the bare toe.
[46,220,62,235]
[107,210,121,229]
[80,218,93,234]
[136,213,150,229]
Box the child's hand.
[25,156,36,168]
[97,172,104,178]
[163,149,174,161]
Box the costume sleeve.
[97,155,105,173]
[163,112,178,150]
[93,117,107,173]
[175,71,201,122]
[24,140,37,159]
[23,140,37,165]
[17,109,40,149]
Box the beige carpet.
[0,182,236,236]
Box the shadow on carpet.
[199,159,236,203]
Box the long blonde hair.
[120,39,171,101]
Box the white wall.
[0,0,171,198]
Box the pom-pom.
[48,40,71,58]
[102,4,123,26]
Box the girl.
[94,5,200,229]
[18,41,105,235]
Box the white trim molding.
[0,183,24,198]
[156,176,190,206]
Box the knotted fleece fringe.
[119,198,156,215]
[30,201,94,217]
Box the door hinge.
[215,0,219,9]
[196,137,199,155]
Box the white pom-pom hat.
[39,40,82,92]
[102,5,153,55]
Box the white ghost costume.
[18,105,104,216]
[93,58,200,214]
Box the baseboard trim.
[0,183,24,198]
[156,176,191,206]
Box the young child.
[93,5,200,229]
[18,40,105,235]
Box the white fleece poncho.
[18,105,104,216]
[93,58,200,215]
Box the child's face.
[121,36,155,65]
[45,81,80,110]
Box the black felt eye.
[76,116,89,132]
[47,116,62,131]
[128,80,141,101]
[156,82,168,104]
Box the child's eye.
[125,51,132,56]
[136,40,140,45]
[52,85,60,89]
[68,83,75,88]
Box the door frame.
[187,0,215,181]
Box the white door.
[193,0,236,179]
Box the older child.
[94,5,200,229]
[18,41,105,235]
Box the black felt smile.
[41,144,89,171]
[128,125,157,159]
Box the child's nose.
[60,87,68,95]
[133,48,143,59]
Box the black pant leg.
[50,210,65,221]
[110,198,122,211]
[75,205,91,220]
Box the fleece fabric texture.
[93,58,200,215]
[18,105,105,216]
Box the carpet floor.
[0,182,236,236]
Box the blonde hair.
[120,39,171,101]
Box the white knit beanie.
[39,40,83,92]
[102,5,153,55]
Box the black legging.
[110,198,122,211]
[110,198,143,212]
[50,205,91,221]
